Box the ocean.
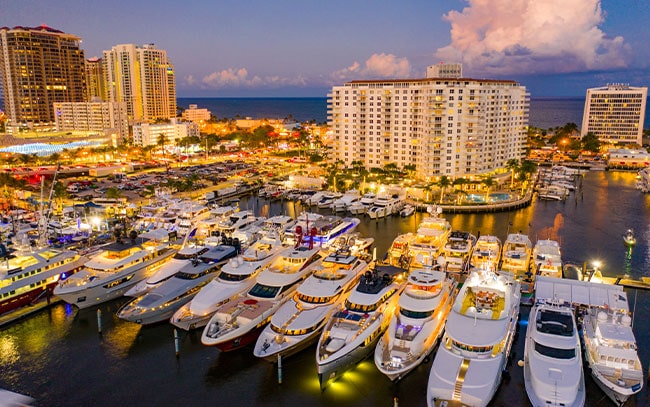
[178,96,650,130]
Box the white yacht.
[316,264,407,389]
[500,233,533,279]
[470,235,502,271]
[54,229,176,309]
[399,204,415,217]
[316,192,341,209]
[367,194,400,219]
[375,268,457,381]
[437,230,476,275]
[384,233,415,268]
[215,210,258,237]
[253,250,369,361]
[176,202,211,237]
[326,232,374,260]
[532,239,563,278]
[288,215,360,249]
[331,190,361,212]
[349,192,376,215]
[201,243,322,351]
[427,268,520,407]
[408,215,451,269]
[282,212,324,246]
[524,297,585,407]
[171,231,286,331]
[117,244,237,325]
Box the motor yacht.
[470,235,502,271]
[384,233,415,268]
[176,202,211,237]
[325,232,374,261]
[367,194,401,219]
[54,229,176,309]
[437,230,476,275]
[524,297,585,407]
[117,243,237,325]
[316,264,407,389]
[427,268,520,407]
[532,239,563,278]
[286,215,360,249]
[408,215,451,269]
[201,242,322,351]
[171,231,285,330]
[331,190,361,213]
[253,250,369,361]
[215,210,258,237]
[500,233,532,279]
[375,268,457,381]
[282,212,324,246]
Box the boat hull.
[317,333,381,389]
[214,324,265,352]
[255,329,321,362]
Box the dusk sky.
[3,0,650,98]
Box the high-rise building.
[53,101,128,139]
[103,43,176,123]
[581,84,647,146]
[85,57,107,101]
[0,25,87,131]
[328,73,529,180]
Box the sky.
[2,0,650,98]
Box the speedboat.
[374,267,457,381]
[201,241,322,351]
[427,267,520,407]
[470,235,501,271]
[582,292,643,405]
[117,243,237,325]
[622,228,636,246]
[524,297,585,407]
[253,250,369,361]
[437,230,476,275]
[399,204,415,217]
[171,231,285,331]
[408,215,451,269]
[316,264,407,389]
[0,235,87,319]
[54,229,176,309]
[532,239,563,278]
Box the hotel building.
[0,25,87,132]
[103,43,177,123]
[53,100,128,139]
[581,84,647,146]
[327,68,529,180]
[132,118,199,147]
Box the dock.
[0,296,61,328]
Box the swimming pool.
[465,193,512,203]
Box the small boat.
[399,204,415,217]
[622,229,636,246]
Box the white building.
[53,100,128,139]
[132,118,199,147]
[327,74,529,180]
[426,62,462,79]
[581,84,647,146]
[103,43,177,123]
[607,148,650,169]
[182,104,211,123]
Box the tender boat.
[622,228,636,246]
[54,229,176,309]
[374,267,457,381]
[427,267,520,407]
[408,214,451,269]
[171,231,285,330]
[437,230,476,275]
[117,243,237,325]
[200,241,322,351]
[470,235,502,271]
[316,264,407,389]
[532,239,563,278]
[253,249,369,361]
[524,297,585,407]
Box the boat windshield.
[219,272,250,282]
[537,310,574,336]
[248,283,280,298]
[534,341,576,359]
[400,308,433,319]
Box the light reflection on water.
[0,171,648,406]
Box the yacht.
[326,232,374,261]
[470,235,502,271]
[367,194,403,219]
[289,216,360,249]
[399,204,415,217]
[500,233,533,279]
[176,202,211,237]
[331,190,361,212]
[384,233,415,268]
[316,264,407,389]
[635,167,650,192]
[215,210,258,237]
[201,243,322,351]
[117,244,237,325]
[532,239,563,278]
[348,201,367,215]
[349,192,376,215]
[437,230,476,275]
[427,268,520,407]
[171,231,285,330]
[253,250,369,361]
[375,268,457,381]
[54,229,176,309]
[316,192,341,209]
[282,212,324,246]
[582,290,643,405]
[0,236,86,319]
[524,297,585,407]
[408,215,452,269]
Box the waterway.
[1,171,649,406]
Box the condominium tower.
[0,25,87,131]
[103,43,176,123]
[85,56,107,101]
[581,84,647,145]
[328,73,529,180]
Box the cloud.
[331,53,411,81]
[435,0,632,76]
[188,68,307,89]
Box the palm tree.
[52,181,68,215]
[481,176,496,202]
[437,176,451,204]
[157,134,168,161]
[505,159,520,189]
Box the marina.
[0,170,649,406]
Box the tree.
[582,132,601,153]
[481,176,496,202]
[505,159,520,189]
[437,176,452,204]
[105,187,122,199]
[403,164,416,178]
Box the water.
[178,97,650,130]
[1,171,649,407]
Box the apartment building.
[53,100,128,139]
